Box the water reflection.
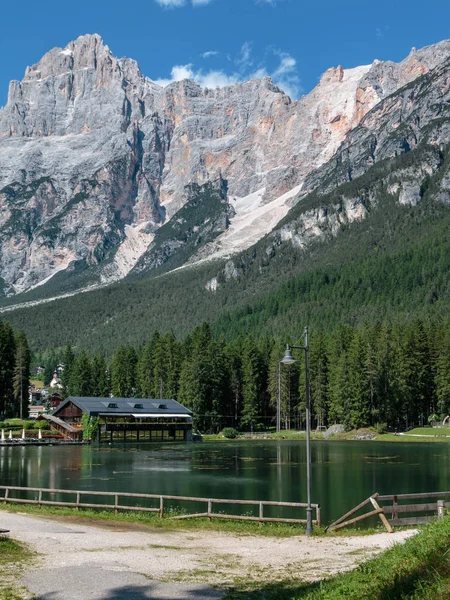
[1,441,449,523]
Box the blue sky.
[1,0,450,105]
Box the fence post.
[4,488,8,504]
[208,499,212,521]
[316,505,321,527]
[259,502,263,526]
[38,490,42,507]
[114,494,119,516]
[76,492,80,511]
[437,500,445,520]
[159,496,164,518]
[392,496,398,521]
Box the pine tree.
[178,334,211,431]
[310,328,329,429]
[13,330,31,419]
[346,331,370,429]
[435,326,450,417]
[224,338,243,428]
[111,345,138,397]
[91,354,109,397]
[61,344,75,399]
[136,332,159,398]
[241,336,264,432]
[0,322,16,417]
[69,350,93,397]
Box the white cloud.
[155,0,185,6]
[202,50,219,58]
[236,42,253,71]
[155,0,213,6]
[155,44,302,99]
[155,63,239,89]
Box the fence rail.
[327,491,449,532]
[0,485,320,527]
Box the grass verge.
[204,428,450,443]
[224,516,450,599]
[0,503,390,538]
[0,536,34,600]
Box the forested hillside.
[35,320,450,433]
[4,142,450,352]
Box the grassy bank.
[226,516,450,599]
[203,427,450,443]
[0,503,385,538]
[0,536,34,600]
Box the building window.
[108,403,118,409]
[158,404,167,410]
[134,403,143,409]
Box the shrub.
[35,420,50,430]
[222,427,238,439]
[375,422,388,434]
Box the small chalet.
[51,396,193,443]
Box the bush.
[6,419,24,427]
[35,420,50,430]
[375,422,388,434]
[222,427,238,439]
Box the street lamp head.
[280,344,297,365]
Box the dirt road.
[2,511,416,599]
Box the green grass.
[406,428,450,437]
[224,516,450,599]
[204,429,450,444]
[0,536,34,600]
[0,503,310,538]
[0,503,392,539]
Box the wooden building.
[51,396,193,443]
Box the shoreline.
[203,428,450,444]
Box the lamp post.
[281,326,313,536]
[277,362,281,433]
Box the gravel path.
[2,511,417,599]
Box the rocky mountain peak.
[0,33,148,138]
[23,33,112,82]
[1,37,450,297]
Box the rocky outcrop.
[1,34,449,296]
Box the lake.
[1,440,449,524]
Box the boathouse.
[51,397,193,443]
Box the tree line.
[0,322,30,418]
[35,318,450,433]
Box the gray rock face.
[0,34,449,296]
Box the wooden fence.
[0,485,320,527]
[327,491,450,532]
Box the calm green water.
[1,441,449,524]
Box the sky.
[1,0,450,105]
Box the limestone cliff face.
[0,34,449,296]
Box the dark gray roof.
[53,396,193,417]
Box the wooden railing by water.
[0,485,320,527]
[327,491,450,532]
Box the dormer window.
[159,403,167,410]
[134,403,143,409]
[108,402,118,409]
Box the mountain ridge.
[1,34,450,299]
